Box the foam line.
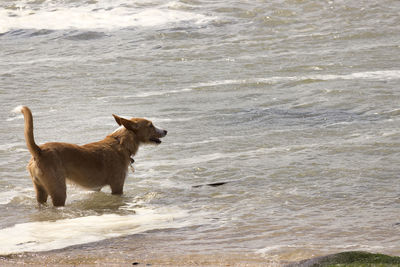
[0,207,190,255]
[0,1,212,33]
[192,70,400,88]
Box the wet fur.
[15,106,167,206]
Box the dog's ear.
[113,114,123,126]
[113,114,122,126]
[112,114,138,131]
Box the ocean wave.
[95,88,193,102]
[94,70,400,101]
[0,187,35,206]
[6,114,23,121]
[0,0,213,33]
[0,206,191,255]
[192,70,400,88]
[125,88,192,98]
[0,191,21,205]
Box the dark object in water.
[193,181,229,188]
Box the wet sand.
[0,230,274,266]
[2,229,399,267]
[0,253,269,267]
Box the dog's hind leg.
[50,191,66,206]
[33,180,48,204]
[49,179,67,207]
[28,162,48,204]
[39,171,67,207]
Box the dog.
[14,106,167,206]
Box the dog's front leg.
[110,184,123,195]
[109,172,126,195]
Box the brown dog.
[14,106,167,206]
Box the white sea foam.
[0,0,212,33]
[0,207,190,255]
[125,88,192,98]
[96,88,192,102]
[0,191,20,205]
[137,152,232,169]
[0,187,35,205]
[0,142,26,152]
[192,70,400,88]
[6,115,23,122]
[105,70,398,100]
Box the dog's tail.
[13,106,41,159]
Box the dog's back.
[35,140,128,189]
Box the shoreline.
[0,230,271,266]
[1,231,399,267]
[2,250,400,267]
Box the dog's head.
[112,114,167,145]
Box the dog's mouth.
[149,128,167,144]
[150,137,162,144]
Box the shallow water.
[1,0,399,263]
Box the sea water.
[0,0,399,263]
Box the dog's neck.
[113,134,136,171]
[109,128,140,159]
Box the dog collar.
[129,156,135,173]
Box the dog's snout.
[155,126,167,137]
